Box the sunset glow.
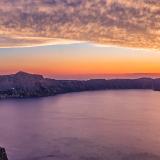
[0,43,160,79]
[0,0,159,50]
[0,0,160,78]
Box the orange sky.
[0,43,160,78]
[0,1,159,79]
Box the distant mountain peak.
[15,71,29,75]
[15,71,44,79]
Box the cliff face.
[0,72,159,99]
[0,147,8,160]
[153,79,160,91]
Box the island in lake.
[0,71,160,99]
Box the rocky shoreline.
[0,71,160,99]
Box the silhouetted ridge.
[0,72,159,99]
[14,71,44,79]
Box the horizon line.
[1,71,160,78]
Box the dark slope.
[0,72,159,99]
[0,147,8,160]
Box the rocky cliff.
[0,72,159,99]
[0,147,8,160]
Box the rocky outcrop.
[0,147,8,160]
[0,71,160,99]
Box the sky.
[0,43,160,79]
[0,0,159,79]
[0,0,159,49]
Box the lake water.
[0,90,160,160]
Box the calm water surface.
[0,90,160,160]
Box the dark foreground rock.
[0,71,160,99]
[0,147,8,160]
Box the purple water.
[0,90,160,160]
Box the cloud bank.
[0,0,159,49]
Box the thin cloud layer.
[0,0,159,49]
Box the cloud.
[0,0,159,50]
[0,35,82,48]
